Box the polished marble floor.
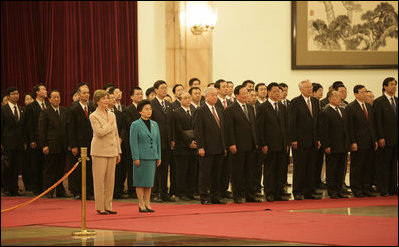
[2,166,398,246]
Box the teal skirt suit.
[129,118,161,187]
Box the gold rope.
[1,159,81,213]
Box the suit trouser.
[169,150,177,196]
[174,153,198,197]
[350,147,373,194]
[199,154,223,201]
[282,147,290,184]
[69,150,93,197]
[326,153,347,195]
[314,149,324,187]
[263,151,285,196]
[92,156,117,211]
[31,148,44,194]
[292,147,317,196]
[220,152,231,196]
[114,145,128,195]
[124,150,135,195]
[377,146,398,195]
[3,149,24,194]
[153,148,170,198]
[22,147,34,191]
[254,149,264,191]
[43,152,66,195]
[231,150,256,199]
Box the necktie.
[118,104,121,112]
[14,105,19,121]
[84,106,88,118]
[242,104,249,120]
[187,109,191,116]
[41,102,46,110]
[223,99,227,109]
[211,106,220,128]
[274,102,279,117]
[161,100,166,112]
[361,103,368,120]
[335,107,342,118]
[307,98,313,117]
[391,97,397,114]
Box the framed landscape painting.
[292,1,398,69]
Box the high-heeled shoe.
[145,206,155,213]
[97,210,108,215]
[138,207,148,213]
[105,210,117,214]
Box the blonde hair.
[93,89,109,105]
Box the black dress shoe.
[138,207,148,212]
[179,195,191,201]
[200,199,212,205]
[105,210,117,214]
[274,195,289,201]
[330,193,340,199]
[294,194,304,200]
[304,194,322,200]
[338,192,349,198]
[145,206,155,212]
[265,195,274,202]
[114,193,129,199]
[246,197,262,203]
[234,198,244,204]
[211,199,227,204]
[74,194,81,200]
[161,195,176,202]
[353,192,365,198]
[56,193,72,198]
[97,210,108,215]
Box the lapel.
[49,107,62,124]
[353,101,368,122]
[234,102,250,123]
[383,95,398,116]
[265,101,279,121]
[5,104,17,124]
[138,118,153,138]
[204,104,220,129]
[329,106,343,122]
[300,96,313,118]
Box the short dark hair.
[207,82,215,87]
[154,80,167,89]
[108,86,117,95]
[145,87,155,97]
[76,82,89,93]
[214,79,226,89]
[48,90,60,99]
[312,83,323,93]
[279,83,288,89]
[332,81,344,89]
[334,84,346,91]
[172,84,184,94]
[234,85,247,95]
[6,87,18,96]
[226,81,234,85]
[267,82,279,91]
[353,84,365,94]
[130,86,142,96]
[137,99,151,112]
[33,83,45,98]
[255,83,266,92]
[103,82,116,90]
[70,88,78,99]
[23,93,34,101]
[242,80,255,87]
[189,78,200,87]
[382,77,397,91]
[189,87,201,95]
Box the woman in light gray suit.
[130,100,161,212]
[90,90,121,215]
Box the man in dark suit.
[289,80,322,200]
[38,90,69,198]
[254,83,267,195]
[373,77,398,196]
[123,87,143,198]
[113,87,126,113]
[194,87,227,204]
[1,87,27,196]
[189,87,201,111]
[346,85,378,198]
[320,91,350,199]
[256,83,290,202]
[225,85,260,203]
[172,92,198,200]
[67,83,95,200]
[150,80,175,202]
[279,83,291,188]
[214,79,233,199]
[171,84,184,110]
[25,83,50,195]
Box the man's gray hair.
[204,86,217,97]
[298,79,311,89]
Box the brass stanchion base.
[72,230,97,236]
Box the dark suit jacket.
[171,100,181,110]
[215,97,233,112]
[67,102,95,149]
[194,104,226,155]
[289,95,320,149]
[225,102,256,151]
[113,109,125,140]
[38,106,68,153]
[114,104,126,113]
[346,100,376,149]
[256,101,289,152]
[150,98,173,150]
[373,95,398,146]
[320,106,350,154]
[122,104,141,151]
[320,97,329,110]
[25,100,51,146]
[1,104,26,150]
[172,107,196,155]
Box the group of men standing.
[1,77,398,205]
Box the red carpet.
[2,196,398,245]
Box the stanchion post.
[72,147,96,236]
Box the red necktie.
[223,99,227,109]
[84,106,88,118]
[361,103,368,120]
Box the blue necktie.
[390,97,396,114]
[274,102,279,117]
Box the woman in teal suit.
[130,99,161,212]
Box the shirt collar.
[36,98,45,105]
[356,99,365,106]
[51,105,59,112]
[8,101,18,109]
[191,102,199,108]
[181,106,190,112]
[156,95,164,105]
[268,98,278,105]
[301,94,310,102]
[384,92,395,101]
[79,101,88,109]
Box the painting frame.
[291,1,398,69]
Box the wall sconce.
[180,1,217,35]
